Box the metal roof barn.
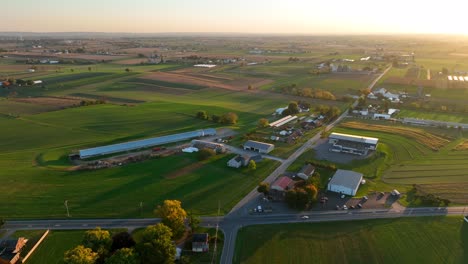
[329,132,379,145]
[79,128,216,159]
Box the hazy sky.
[2,0,468,34]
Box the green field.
[234,217,468,264]
[397,109,468,123]
[25,230,86,264]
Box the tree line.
[195,110,238,125]
[63,200,203,264]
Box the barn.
[78,128,216,159]
[243,140,274,154]
[327,169,363,196]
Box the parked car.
[341,194,346,199]
[349,205,355,209]
[464,216,468,223]
[301,215,309,219]
[335,205,340,210]
[357,203,362,208]
[257,205,263,212]
[343,205,348,210]
[363,196,368,200]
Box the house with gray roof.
[327,169,363,196]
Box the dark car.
[357,203,362,208]
[335,205,340,210]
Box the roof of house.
[298,164,315,176]
[329,132,379,145]
[272,176,293,190]
[244,140,274,150]
[192,233,209,243]
[0,238,28,260]
[329,169,363,190]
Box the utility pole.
[211,200,220,264]
[64,200,70,217]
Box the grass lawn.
[25,230,86,264]
[234,216,468,264]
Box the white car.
[343,205,348,210]
[301,215,309,219]
[341,194,346,199]
[464,215,468,223]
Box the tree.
[82,227,112,260]
[220,112,238,124]
[0,218,4,228]
[248,160,257,170]
[88,67,92,72]
[257,182,270,196]
[187,211,200,234]
[105,248,138,264]
[136,224,175,264]
[197,148,216,161]
[285,189,297,208]
[64,245,98,264]
[287,101,300,115]
[196,110,208,120]
[125,68,131,72]
[295,188,309,209]
[138,53,146,58]
[257,118,269,128]
[111,232,136,252]
[303,184,318,203]
[155,200,187,239]
[248,84,253,90]
[211,114,220,123]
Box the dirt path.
[165,162,204,179]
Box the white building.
[329,132,379,155]
[327,170,363,196]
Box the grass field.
[234,217,468,264]
[25,230,86,264]
[397,109,468,123]
[0,151,279,218]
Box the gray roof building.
[327,169,363,196]
[243,140,274,154]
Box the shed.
[327,169,363,196]
[243,140,274,154]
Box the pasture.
[234,217,468,264]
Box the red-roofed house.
[270,176,295,200]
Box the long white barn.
[79,128,216,159]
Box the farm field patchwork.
[397,109,468,123]
[234,217,468,264]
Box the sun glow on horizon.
[1,0,468,35]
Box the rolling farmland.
[234,217,468,264]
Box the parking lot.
[313,138,373,164]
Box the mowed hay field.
[234,217,468,264]
[334,121,468,203]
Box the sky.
[2,0,468,35]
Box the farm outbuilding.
[78,128,216,159]
[327,169,363,196]
[243,140,274,154]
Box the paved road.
[221,65,393,263]
[2,206,466,262]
